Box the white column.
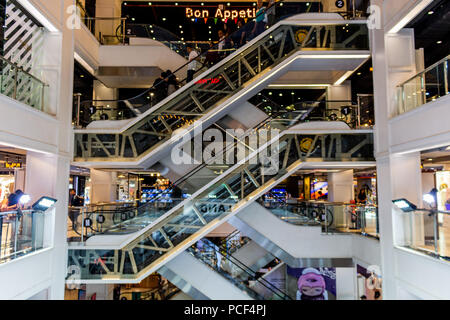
[93,80,119,119]
[90,169,117,203]
[336,267,357,300]
[327,80,352,111]
[390,152,425,247]
[328,169,354,202]
[95,0,122,42]
[328,169,354,228]
[24,151,70,300]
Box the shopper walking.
[186,45,199,83]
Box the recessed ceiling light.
[437,40,442,44]
[427,158,433,161]
[357,72,362,75]
[428,11,434,15]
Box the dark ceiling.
[407,0,450,67]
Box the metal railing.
[396,55,450,116]
[262,200,379,239]
[395,207,450,262]
[0,209,47,264]
[0,55,47,111]
[67,198,182,243]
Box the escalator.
[67,128,374,283]
[74,8,369,169]
[159,238,291,300]
[229,201,357,268]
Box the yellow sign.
[295,29,309,43]
[5,162,21,169]
[186,7,256,20]
[299,138,314,153]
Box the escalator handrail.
[197,238,293,300]
[168,94,317,189]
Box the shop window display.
[436,171,450,212]
[356,265,382,300]
[0,175,15,209]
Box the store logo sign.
[4,162,21,169]
[186,6,256,20]
[196,77,221,85]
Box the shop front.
[0,151,26,209]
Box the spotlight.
[32,196,58,211]
[19,194,31,205]
[423,193,435,205]
[392,199,417,212]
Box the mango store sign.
[186,5,256,20]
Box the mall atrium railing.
[396,55,449,116]
[263,200,379,239]
[0,209,47,265]
[0,55,47,111]
[67,198,181,242]
[395,208,449,262]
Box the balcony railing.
[0,209,47,264]
[396,55,450,116]
[0,55,47,111]
[262,200,379,239]
[395,208,450,262]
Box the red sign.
[196,78,221,85]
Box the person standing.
[251,0,267,39]
[166,70,178,95]
[186,45,199,83]
[152,71,168,104]
[266,0,278,27]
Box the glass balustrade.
[189,238,292,300]
[396,55,449,116]
[67,198,183,243]
[262,200,379,239]
[0,209,47,264]
[395,208,450,262]
[0,56,47,111]
[67,131,374,281]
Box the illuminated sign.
[4,162,21,168]
[186,6,256,20]
[195,77,221,85]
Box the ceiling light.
[428,11,434,15]
[437,41,442,44]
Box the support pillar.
[25,151,70,300]
[90,169,117,203]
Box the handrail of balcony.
[0,55,48,112]
[395,55,449,116]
